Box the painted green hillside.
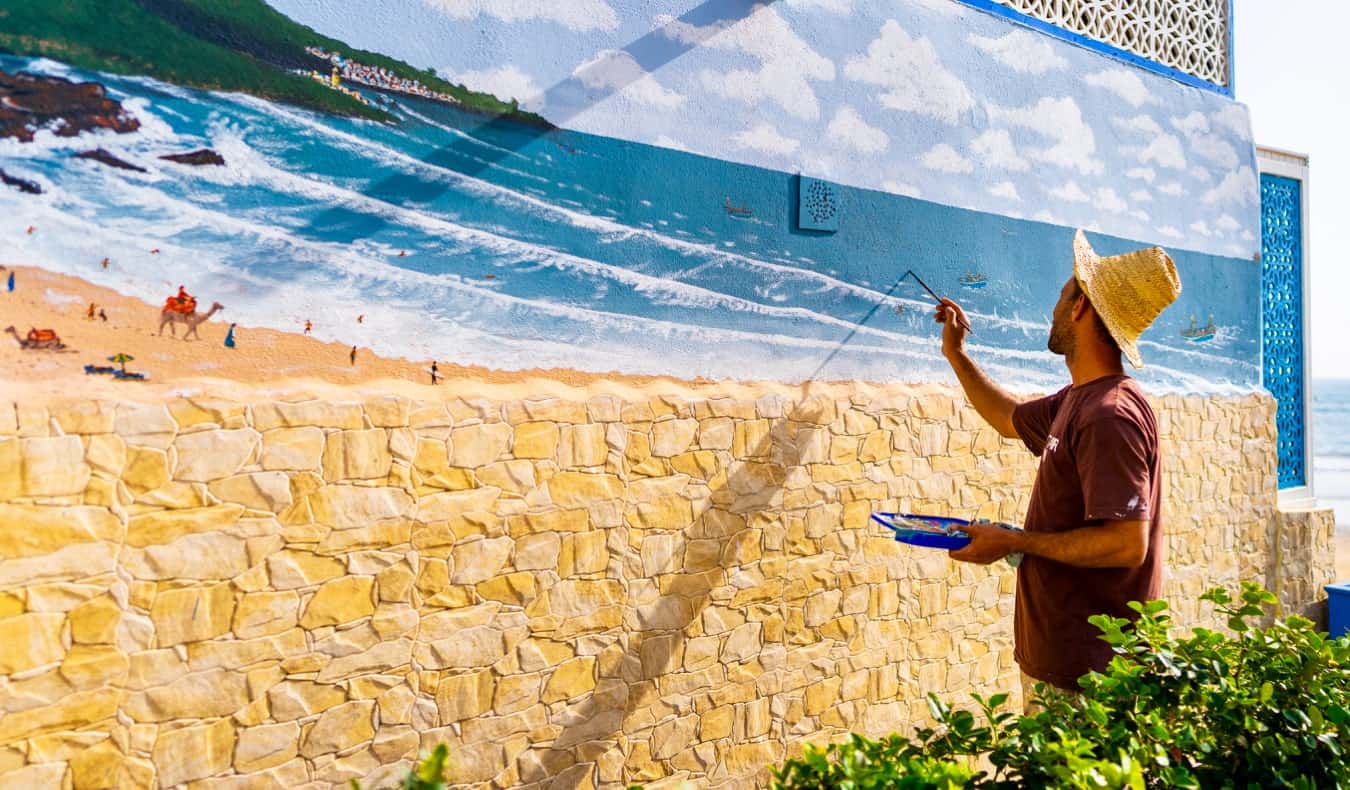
[0,0,549,126]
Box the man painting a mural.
[937,230,1180,705]
[0,0,1334,785]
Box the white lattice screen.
[992,0,1230,87]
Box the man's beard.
[1047,320,1072,356]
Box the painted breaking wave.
[0,56,1258,392]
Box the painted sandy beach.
[0,263,939,404]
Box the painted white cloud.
[1240,229,1256,242]
[1093,187,1127,214]
[1138,132,1186,170]
[1189,165,1214,183]
[845,19,974,124]
[988,181,1021,201]
[1129,209,1149,222]
[1159,181,1184,196]
[1211,104,1251,138]
[1129,189,1152,203]
[1169,112,1240,168]
[425,0,618,31]
[660,7,835,121]
[920,143,972,173]
[1084,69,1154,107]
[1048,181,1090,202]
[1202,165,1258,208]
[1114,114,1185,170]
[882,180,922,197]
[732,123,800,157]
[1190,220,1213,237]
[969,128,1029,171]
[1115,114,1163,136]
[1158,226,1184,239]
[572,50,685,109]
[827,106,889,154]
[969,29,1067,74]
[906,0,962,16]
[988,96,1101,175]
[1126,167,1155,183]
[452,65,542,108]
[786,0,851,11]
[1215,214,1242,233]
[1170,111,1209,137]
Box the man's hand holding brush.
[934,297,973,358]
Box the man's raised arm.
[935,298,1020,438]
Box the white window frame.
[1256,145,1315,509]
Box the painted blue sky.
[268,0,1259,260]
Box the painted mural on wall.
[0,0,1260,391]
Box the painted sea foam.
[1,56,1259,391]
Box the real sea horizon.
[1314,378,1350,529]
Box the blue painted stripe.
[951,0,1234,97]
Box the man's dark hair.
[1069,278,1120,352]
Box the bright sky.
[1235,0,1350,379]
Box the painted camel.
[5,325,67,350]
[159,301,224,340]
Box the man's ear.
[1071,293,1091,322]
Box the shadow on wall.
[537,405,809,783]
[513,389,1004,786]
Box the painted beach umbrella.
[108,352,133,373]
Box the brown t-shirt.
[1010,374,1163,690]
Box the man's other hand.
[949,521,1022,565]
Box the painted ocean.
[1313,379,1350,528]
[1,55,1259,391]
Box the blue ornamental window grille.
[1259,173,1306,489]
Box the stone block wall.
[0,388,1326,789]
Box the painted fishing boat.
[959,271,987,289]
[724,196,753,218]
[1182,314,1216,343]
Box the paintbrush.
[903,269,973,333]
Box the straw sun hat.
[1072,229,1181,369]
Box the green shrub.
[772,582,1350,789]
[350,744,448,790]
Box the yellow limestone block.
[300,700,376,758]
[234,590,301,639]
[59,645,128,689]
[69,595,120,644]
[0,687,121,743]
[436,669,494,722]
[513,422,559,460]
[234,721,301,774]
[547,472,622,508]
[543,656,597,703]
[0,612,65,674]
[149,582,234,646]
[153,718,235,787]
[299,576,375,628]
[69,738,122,790]
[20,435,89,496]
[477,572,537,606]
[449,423,512,467]
[171,428,260,482]
[260,426,325,471]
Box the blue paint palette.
[870,512,973,550]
